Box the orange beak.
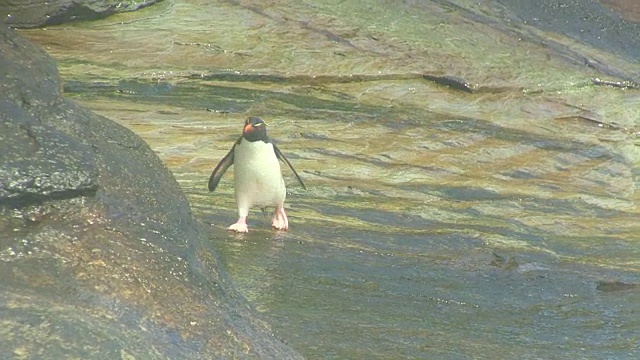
[243,123,253,133]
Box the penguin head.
[242,117,268,142]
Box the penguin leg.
[271,206,288,230]
[229,204,250,233]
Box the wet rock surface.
[0,24,302,359]
[0,99,98,206]
[495,0,640,62]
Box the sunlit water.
[22,0,640,358]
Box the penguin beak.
[244,121,266,134]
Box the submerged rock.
[596,281,640,293]
[0,24,302,359]
[1,0,161,29]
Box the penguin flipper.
[273,144,307,190]
[208,145,235,192]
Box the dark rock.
[0,25,302,359]
[596,281,640,293]
[1,0,161,29]
[422,74,477,93]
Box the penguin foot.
[271,207,289,231]
[228,222,249,233]
[228,217,249,233]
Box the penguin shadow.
[215,216,294,264]
[226,228,292,245]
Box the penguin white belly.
[233,140,286,215]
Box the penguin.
[208,117,306,233]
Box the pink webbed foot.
[228,216,248,233]
[271,207,289,231]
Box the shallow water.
[22,0,640,358]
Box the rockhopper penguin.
[208,117,306,233]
